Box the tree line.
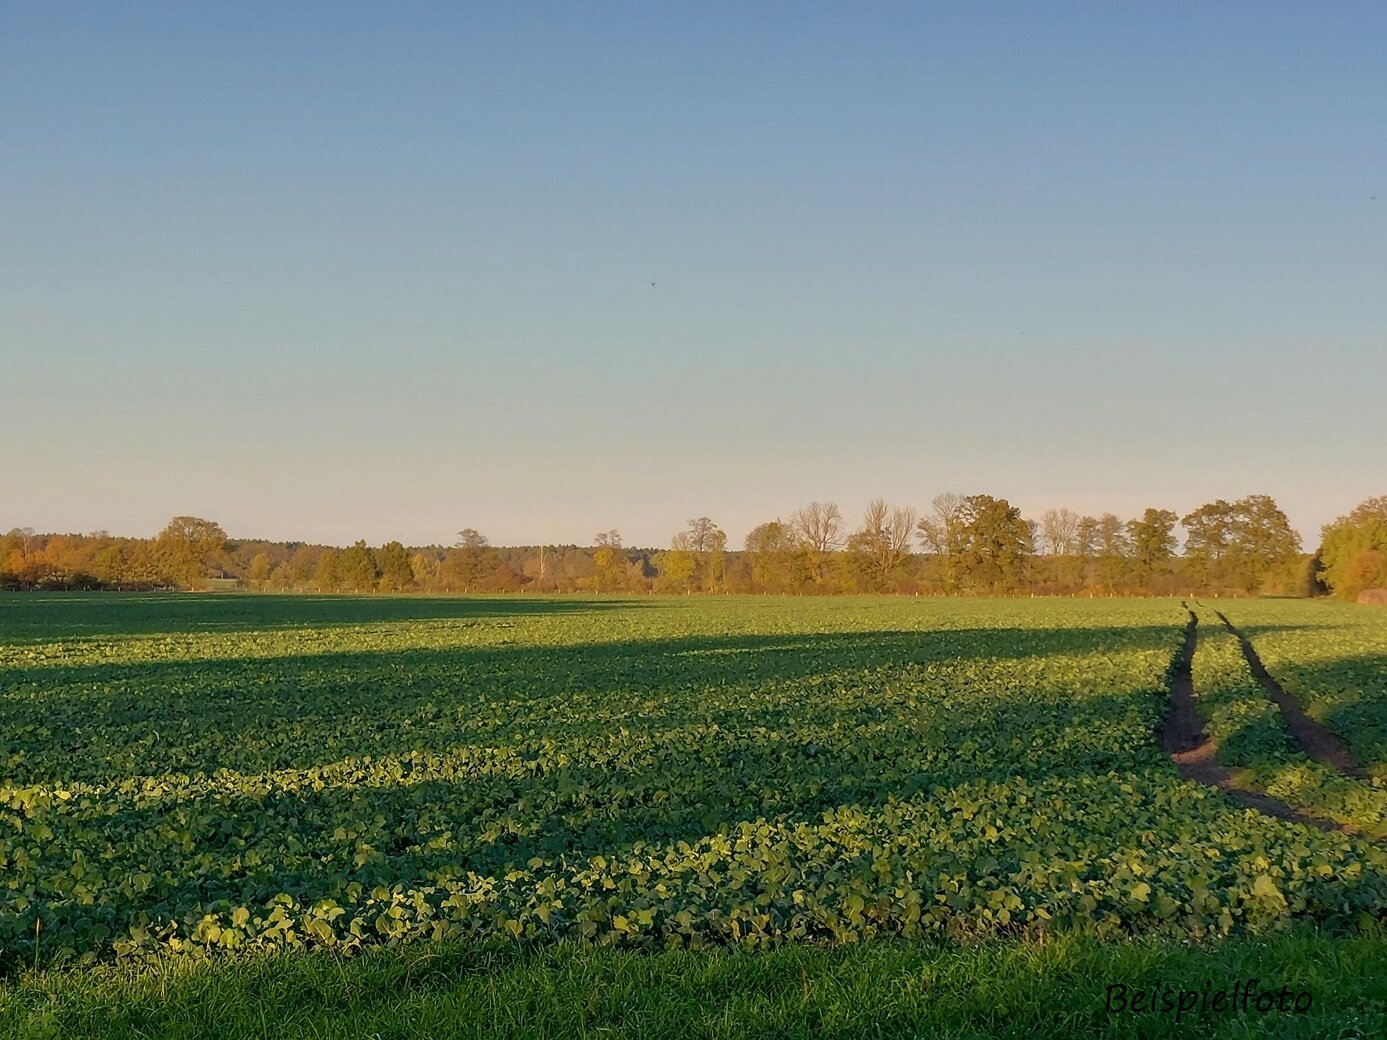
[4,493,1386,600]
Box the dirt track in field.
[1214,610,1368,780]
[1159,611,1349,834]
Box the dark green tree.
[376,541,413,592]
[1126,508,1179,587]
[448,529,496,591]
[1229,494,1301,592]
[956,495,1032,593]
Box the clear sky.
[3,2,1383,549]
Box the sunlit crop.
[1,594,1383,967]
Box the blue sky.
[3,2,1383,548]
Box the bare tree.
[789,501,844,554]
[7,527,37,561]
[1039,508,1080,556]
[855,498,917,585]
[685,517,720,554]
[915,493,968,591]
[916,494,964,555]
[790,501,844,585]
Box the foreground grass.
[2,933,1384,1039]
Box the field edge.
[3,929,1385,1040]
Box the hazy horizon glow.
[4,3,1384,550]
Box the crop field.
[2,593,1386,1038]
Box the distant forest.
[4,494,1387,601]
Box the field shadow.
[0,618,1192,910]
[0,593,634,641]
[0,624,1185,785]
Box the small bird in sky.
[650,281,657,287]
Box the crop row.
[6,772,1385,964]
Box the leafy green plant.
[1,594,1383,969]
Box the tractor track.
[1159,610,1352,835]
[1213,610,1368,780]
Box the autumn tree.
[659,537,697,593]
[592,530,627,592]
[744,520,799,593]
[247,552,272,590]
[1229,494,1301,592]
[0,531,18,586]
[288,546,320,588]
[1318,496,1387,599]
[38,536,91,586]
[702,530,727,592]
[677,517,727,592]
[3,528,38,578]
[410,552,441,591]
[91,543,128,586]
[681,518,715,553]
[154,516,228,589]
[624,554,654,593]
[315,549,342,592]
[1181,499,1235,588]
[124,542,161,588]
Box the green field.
[2,594,1385,1038]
